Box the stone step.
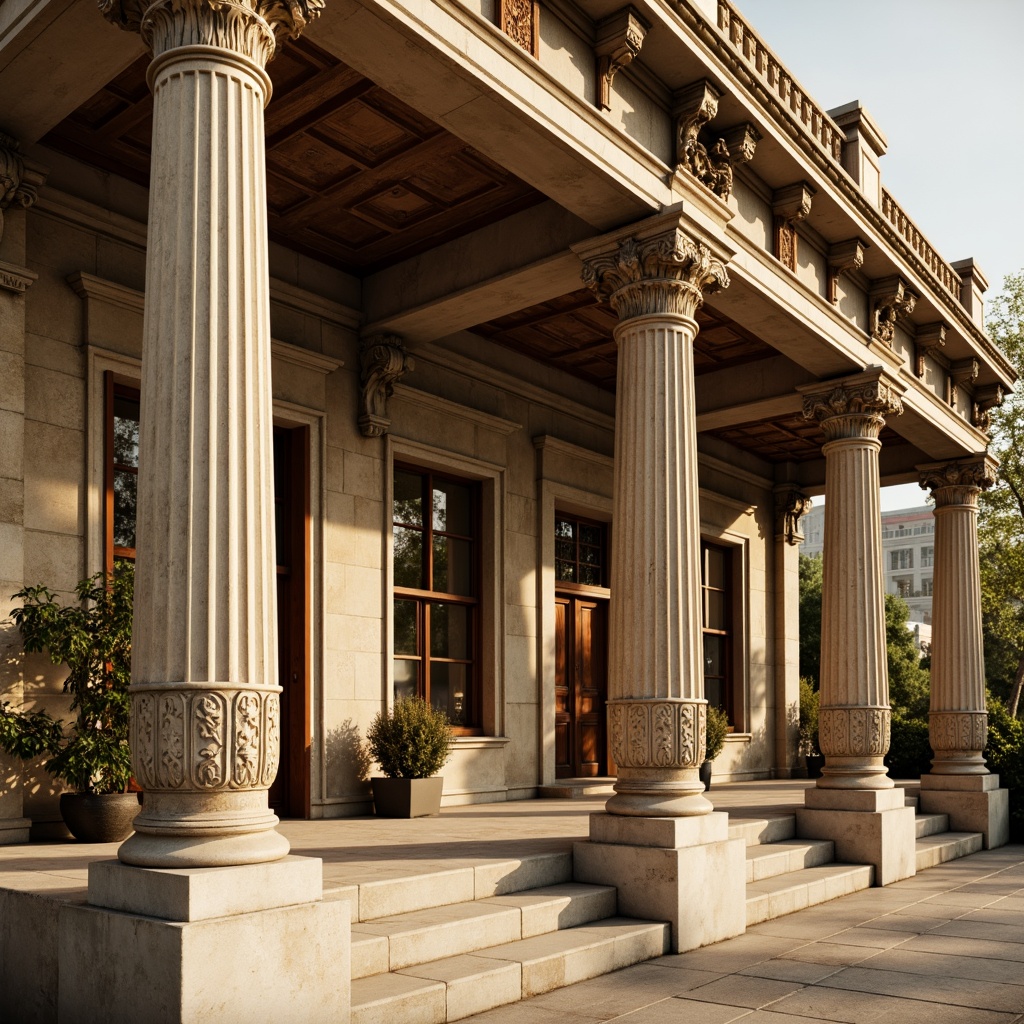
[323,850,574,922]
[351,917,670,1024]
[745,862,874,926]
[350,882,617,978]
[915,811,950,838]
[537,778,616,799]
[728,815,796,847]
[915,831,983,871]
[745,838,835,883]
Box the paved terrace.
[2,780,1023,1023]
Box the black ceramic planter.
[59,792,140,843]
[371,776,444,818]
[805,754,825,779]
[699,760,712,791]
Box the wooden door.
[268,425,310,818]
[555,594,608,778]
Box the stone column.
[773,483,811,778]
[795,369,916,884]
[99,0,322,869]
[571,210,747,954]
[580,222,728,818]
[918,456,1008,848]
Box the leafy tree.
[979,271,1024,716]
[798,554,823,684]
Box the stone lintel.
[574,834,746,953]
[919,772,1000,792]
[796,805,915,885]
[88,855,323,922]
[588,810,729,848]
[918,786,1009,850]
[803,786,906,812]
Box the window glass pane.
[556,561,576,583]
[704,677,725,713]
[429,662,467,727]
[430,603,469,659]
[393,470,423,526]
[580,564,601,587]
[555,519,574,540]
[433,535,472,595]
[394,599,418,655]
[704,634,725,676]
[432,479,472,536]
[394,659,418,701]
[393,526,424,588]
[581,545,600,565]
[579,524,602,547]
[706,590,726,630]
[556,540,575,562]
[113,470,137,549]
[113,400,140,467]
[705,547,726,590]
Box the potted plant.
[0,563,137,842]
[700,704,729,790]
[799,677,823,778]
[366,696,455,817]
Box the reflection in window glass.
[393,527,424,588]
[554,515,606,589]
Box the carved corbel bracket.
[595,8,649,111]
[359,334,414,437]
[913,323,947,378]
[869,276,917,347]
[0,132,46,246]
[972,383,1004,434]
[674,79,735,200]
[773,485,812,545]
[827,237,866,305]
[949,357,979,408]
[719,122,761,167]
[772,182,815,272]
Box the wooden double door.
[554,593,610,778]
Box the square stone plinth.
[574,813,745,953]
[88,855,323,921]
[796,801,915,886]
[58,890,350,1024]
[919,780,1009,849]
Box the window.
[921,577,933,597]
[393,465,480,730]
[105,376,141,571]
[890,548,913,570]
[921,546,934,567]
[554,516,607,588]
[896,577,912,599]
[701,541,733,723]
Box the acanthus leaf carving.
[674,79,736,200]
[358,333,414,438]
[800,372,904,442]
[818,706,890,757]
[870,276,917,347]
[579,225,729,322]
[608,700,705,769]
[918,455,997,509]
[193,692,226,788]
[233,692,261,787]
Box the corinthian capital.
[918,455,997,508]
[579,224,729,322]
[99,0,325,64]
[799,370,904,442]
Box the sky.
[735,0,1024,512]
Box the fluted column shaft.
[100,0,324,867]
[920,457,997,774]
[801,371,905,790]
[580,220,729,817]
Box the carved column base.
[607,699,712,816]
[929,711,989,775]
[817,705,893,790]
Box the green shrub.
[0,563,133,794]
[985,694,1024,840]
[885,711,932,779]
[367,697,455,778]
[798,677,819,756]
[705,704,729,761]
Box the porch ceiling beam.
[695,392,803,433]
[0,0,145,143]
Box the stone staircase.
[334,853,668,1024]
[334,795,985,1023]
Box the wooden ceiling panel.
[707,415,905,463]
[42,38,544,272]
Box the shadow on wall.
[324,719,373,801]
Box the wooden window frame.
[103,371,141,575]
[701,539,735,727]
[393,463,482,734]
[554,513,609,595]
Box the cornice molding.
[533,434,613,469]
[393,383,522,436]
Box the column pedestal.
[919,772,1009,850]
[56,858,349,1024]
[574,813,745,952]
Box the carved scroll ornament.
[818,706,890,758]
[608,699,706,769]
[359,333,414,437]
[675,80,736,200]
[972,383,1004,434]
[870,277,917,347]
[827,238,866,305]
[580,226,729,321]
[595,8,649,111]
[0,133,43,246]
[774,487,812,545]
[913,323,946,378]
[949,357,979,407]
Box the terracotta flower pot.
[370,777,444,818]
[59,792,140,843]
